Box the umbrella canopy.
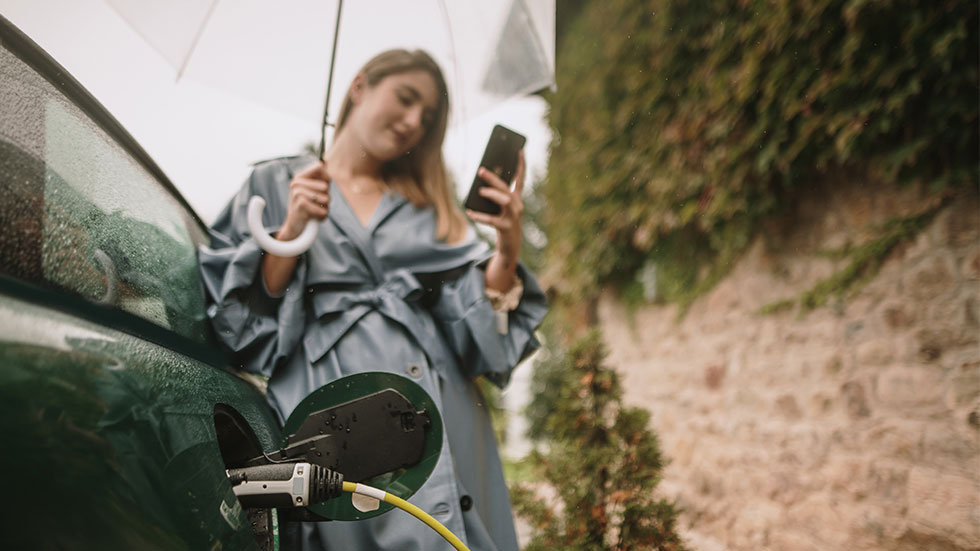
[105,0,554,145]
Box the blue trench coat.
[199,156,547,551]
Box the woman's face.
[349,69,441,162]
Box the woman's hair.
[335,49,467,243]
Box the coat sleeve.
[429,257,548,388]
[197,160,309,378]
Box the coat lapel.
[366,190,408,234]
[328,181,407,281]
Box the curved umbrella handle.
[93,248,119,306]
[247,196,319,257]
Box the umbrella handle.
[247,196,319,257]
[93,248,119,306]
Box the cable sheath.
[342,481,470,551]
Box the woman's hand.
[262,160,330,295]
[278,161,331,242]
[467,150,526,292]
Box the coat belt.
[301,269,438,364]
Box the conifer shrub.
[511,330,687,551]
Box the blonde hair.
[335,49,467,243]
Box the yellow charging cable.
[341,481,470,551]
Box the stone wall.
[599,182,979,551]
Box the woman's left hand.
[467,150,525,291]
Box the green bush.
[512,331,687,551]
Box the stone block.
[755,318,783,355]
[920,425,980,475]
[856,338,896,367]
[915,326,977,363]
[768,531,824,551]
[936,196,980,247]
[841,380,872,419]
[838,190,876,230]
[727,467,788,505]
[848,286,889,318]
[729,500,784,549]
[845,320,866,341]
[830,426,862,451]
[782,426,822,459]
[690,466,724,498]
[734,387,765,410]
[904,257,957,301]
[677,529,727,551]
[670,436,696,467]
[867,460,909,503]
[890,337,923,366]
[705,278,740,311]
[786,494,851,548]
[808,391,835,416]
[947,361,980,408]
[902,229,933,262]
[881,301,915,329]
[964,292,979,327]
[906,467,980,549]
[774,394,803,420]
[844,507,889,549]
[875,367,944,408]
[963,249,980,280]
[823,455,869,495]
[824,354,845,375]
[862,419,925,462]
[704,363,726,390]
[838,501,905,549]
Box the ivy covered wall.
[541,0,978,307]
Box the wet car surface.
[1,15,283,550]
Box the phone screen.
[463,125,526,215]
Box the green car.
[0,13,284,550]
[0,15,443,550]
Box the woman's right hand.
[263,160,330,293]
[277,160,331,241]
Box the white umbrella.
[105,0,553,133]
[104,0,555,255]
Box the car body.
[0,15,283,550]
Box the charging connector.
[227,462,343,508]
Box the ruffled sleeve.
[197,159,310,378]
[429,257,548,388]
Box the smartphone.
[463,124,526,215]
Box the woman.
[199,49,547,550]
